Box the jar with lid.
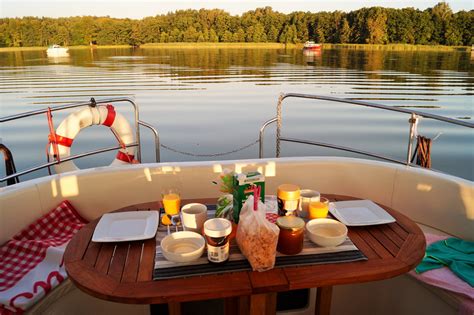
[203,218,232,264]
[276,216,305,255]
[277,184,300,216]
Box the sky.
[1,0,472,19]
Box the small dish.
[160,231,205,263]
[306,218,348,247]
[92,211,159,242]
[329,200,395,226]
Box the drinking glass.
[161,188,181,216]
[308,201,329,219]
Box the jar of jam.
[203,218,232,264]
[277,184,300,216]
[276,216,305,255]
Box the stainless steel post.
[407,113,419,165]
[259,118,277,158]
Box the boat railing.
[0,97,160,184]
[258,93,474,165]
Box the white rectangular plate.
[329,200,395,226]
[92,211,159,242]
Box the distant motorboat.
[46,44,69,57]
[303,41,321,51]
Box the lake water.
[0,47,473,182]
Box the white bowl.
[306,218,348,247]
[160,231,205,263]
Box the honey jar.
[276,216,305,255]
[277,184,300,216]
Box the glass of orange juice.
[308,201,329,219]
[161,188,181,216]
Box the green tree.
[209,28,219,42]
[387,8,416,44]
[366,7,388,44]
[196,32,205,42]
[267,25,279,42]
[221,30,233,42]
[0,5,471,47]
[415,11,434,44]
[234,28,246,42]
[169,27,181,42]
[279,24,298,43]
[183,26,198,42]
[339,18,351,43]
[430,2,453,44]
[159,32,169,43]
[452,11,472,45]
[444,21,462,45]
[252,23,267,42]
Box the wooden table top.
[64,194,425,305]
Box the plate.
[92,211,159,242]
[329,200,395,226]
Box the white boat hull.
[47,47,69,57]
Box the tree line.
[0,2,471,47]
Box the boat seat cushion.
[0,201,87,313]
[408,232,474,314]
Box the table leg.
[168,302,181,315]
[225,296,250,315]
[249,293,277,315]
[315,286,333,315]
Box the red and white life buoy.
[49,105,136,174]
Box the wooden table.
[64,195,425,315]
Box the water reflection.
[0,47,472,181]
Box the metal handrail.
[259,117,277,159]
[0,144,19,185]
[279,137,406,165]
[1,143,138,182]
[1,97,160,183]
[259,93,474,164]
[138,120,160,162]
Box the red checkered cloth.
[0,200,87,313]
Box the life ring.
[49,105,136,174]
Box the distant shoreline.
[0,43,470,52]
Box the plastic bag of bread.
[236,195,279,271]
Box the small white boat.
[46,44,69,57]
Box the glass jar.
[204,218,232,264]
[276,216,305,255]
[277,184,300,216]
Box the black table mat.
[153,205,367,280]
[153,249,366,280]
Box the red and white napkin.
[0,201,87,314]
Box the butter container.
[232,171,265,223]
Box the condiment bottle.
[204,218,232,264]
[276,216,305,255]
[277,184,300,216]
